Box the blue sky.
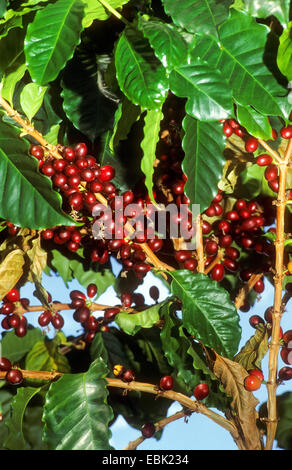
[1,258,291,450]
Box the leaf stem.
[258,138,282,164]
[96,0,131,26]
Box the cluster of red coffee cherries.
[0,356,23,385]
[0,288,30,337]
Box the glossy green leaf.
[116,302,162,336]
[0,118,77,228]
[275,392,292,449]
[236,105,273,140]
[240,0,290,27]
[170,58,233,120]
[170,271,241,357]
[138,16,188,71]
[115,27,168,110]
[3,386,42,450]
[277,22,292,81]
[109,97,141,151]
[0,0,6,18]
[42,358,114,450]
[141,108,163,201]
[191,10,288,118]
[162,0,232,39]
[61,47,117,142]
[181,114,226,212]
[24,0,85,85]
[0,327,43,362]
[1,62,26,105]
[20,83,47,121]
[0,27,25,76]
[81,0,130,27]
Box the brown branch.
[258,138,283,165]
[204,251,224,275]
[124,409,191,450]
[234,273,264,310]
[0,370,238,439]
[195,215,205,273]
[265,138,292,450]
[0,91,63,160]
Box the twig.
[234,273,264,310]
[195,215,205,273]
[265,137,292,450]
[96,0,131,25]
[124,409,191,450]
[258,138,283,165]
[204,251,224,275]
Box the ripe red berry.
[0,357,12,371]
[256,154,273,166]
[278,366,292,381]
[75,142,88,158]
[99,165,115,182]
[30,145,44,160]
[193,382,209,400]
[211,264,225,282]
[87,283,98,298]
[121,369,135,383]
[244,374,261,391]
[280,125,292,139]
[253,279,265,294]
[5,288,20,302]
[141,423,156,438]
[280,347,292,365]
[63,147,76,161]
[159,375,174,391]
[5,369,23,385]
[264,164,278,182]
[245,137,259,153]
[184,258,198,271]
[51,313,64,329]
[249,315,265,328]
[249,369,264,382]
[223,122,233,137]
[38,310,52,327]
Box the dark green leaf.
[42,358,114,450]
[236,105,273,140]
[240,0,290,27]
[170,58,233,120]
[138,16,188,71]
[277,22,292,81]
[25,0,85,85]
[3,386,42,450]
[170,271,241,357]
[162,0,232,39]
[115,27,168,110]
[182,114,226,212]
[61,47,117,142]
[191,10,288,118]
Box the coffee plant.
[0,0,292,451]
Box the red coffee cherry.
[5,288,20,302]
[159,375,174,391]
[280,125,292,139]
[0,357,12,371]
[211,264,225,282]
[244,374,261,391]
[278,366,292,381]
[249,369,264,382]
[245,137,259,153]
[51,313,64,329]
[38,310,52,327]
[121,369,135,383]
[87,283,98,298]
[193,382,209,400]
[141,423,156,438]
[6,368,23,385]
[264,164,278,181]
[256,154,273,166]
[280,347,292,365]
[249,315,265,328]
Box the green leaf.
[138,16,188,71]
[42,358,114,450]
[170,58,233,120]
[25,335,71,373]
[0,27,25,76]
[162,0,232,39]
[236,105,273,140]
[24,0,85,85]
[140,107,163,201]
[44,124,60,145]
[275,392,292,449]
[240,0,290,28]
[0,118,77,229]
[181,114,226,212]
[0,0,6,18]
[81,0,130,27]
[1,62,26,106]
[170,271,241,357]
[115,27,168,110]
[20,83,47,121]
[191,10,288,118]
[3,386,42,450]
[109,97,141,151]
[277,22,292,81]
[0,327,43,362]
[61,47,117,142]
[0,388,14,448]
[116,302,162,336]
